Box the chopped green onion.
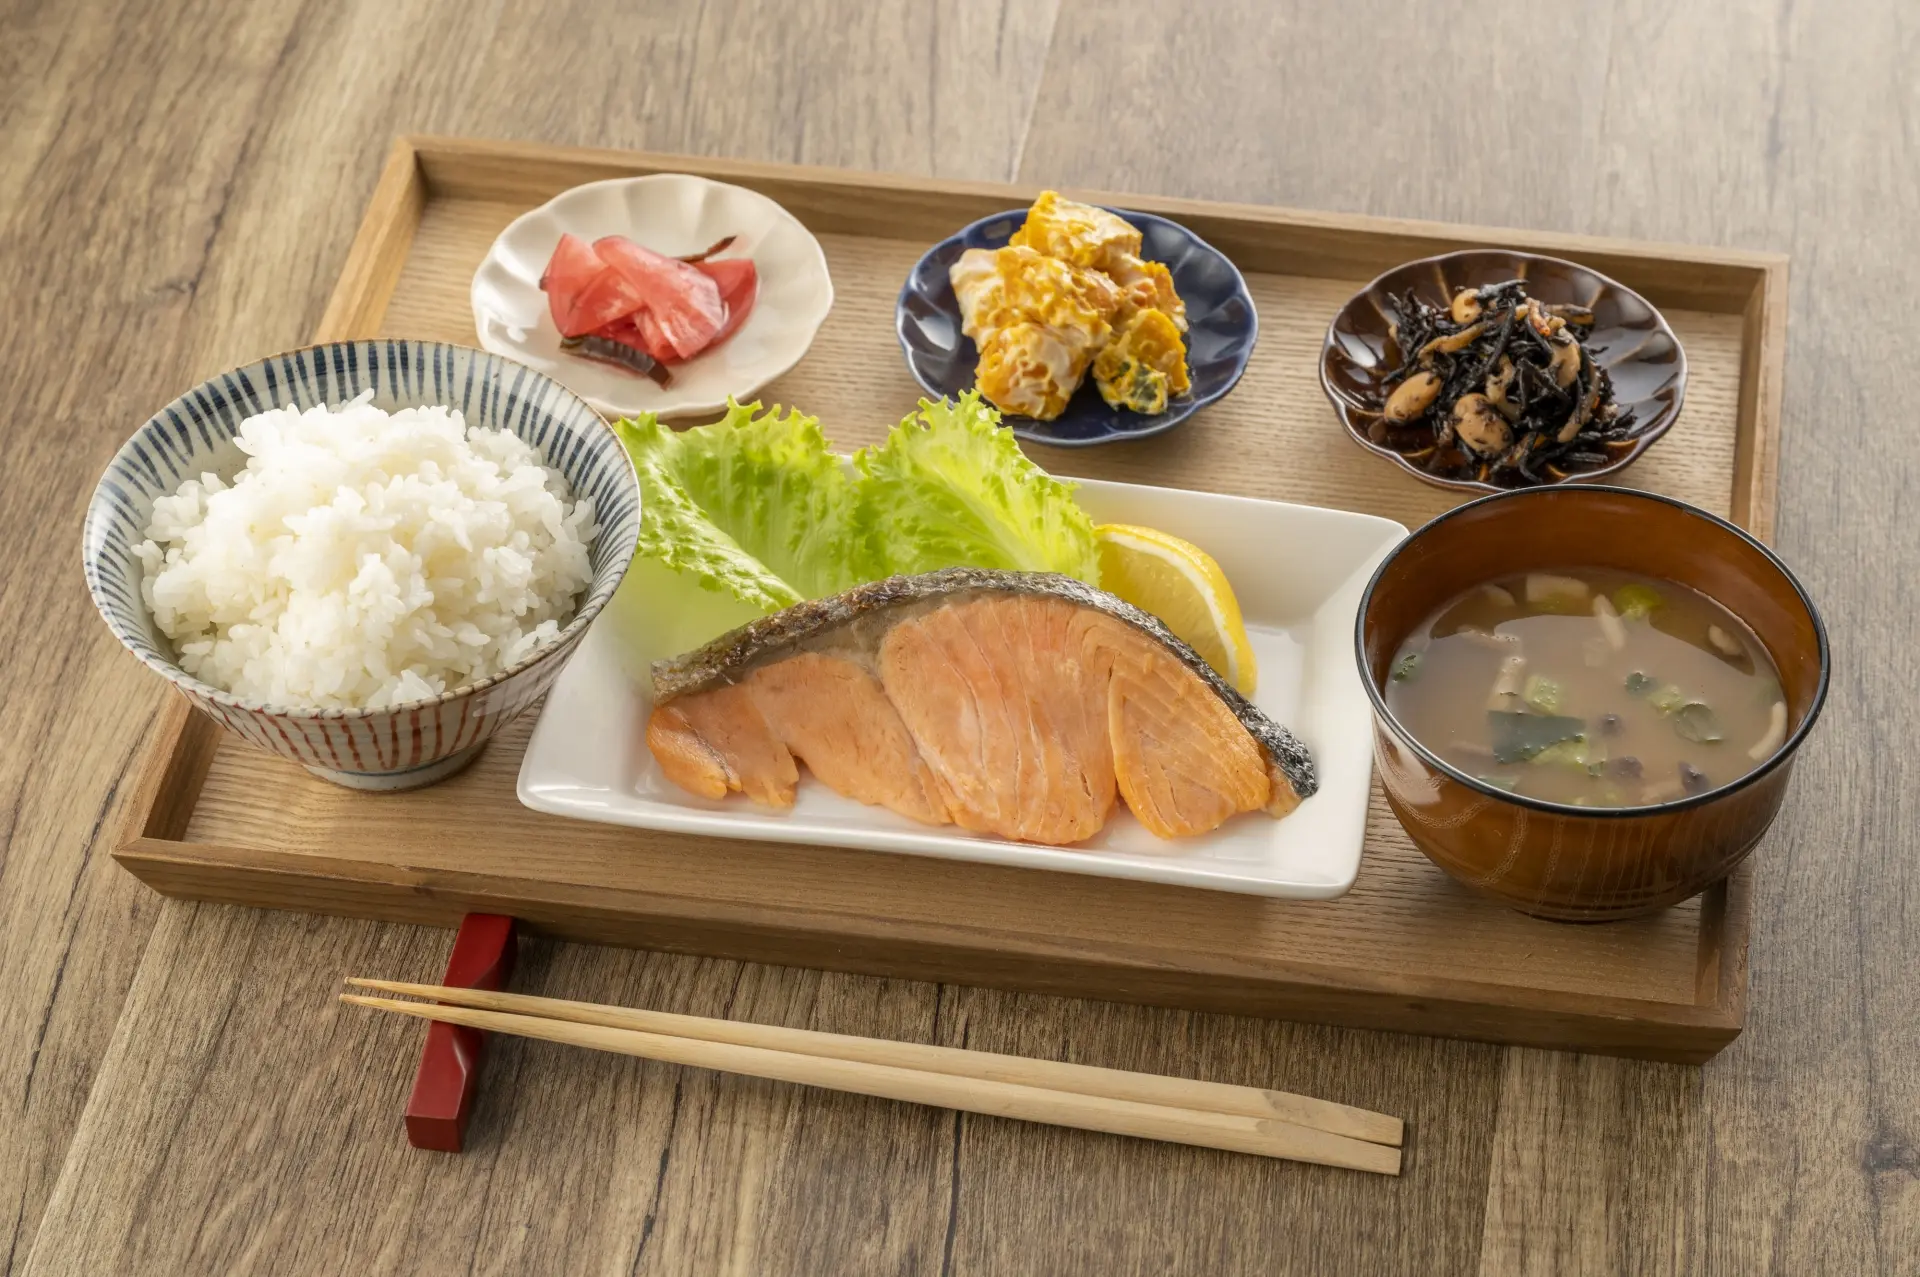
[1613,584,1664,621]
[1533,735,1608,770]
[1391,652,1422,682]
[1531,738,1590,767]
[1522,674,1563,714]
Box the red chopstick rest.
[404,913,519,1152]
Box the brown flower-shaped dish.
[1320,249,1687,494]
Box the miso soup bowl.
[1355,486,1828,921]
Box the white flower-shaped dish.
[472,175,834,419]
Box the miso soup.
[1384,569,1788,807]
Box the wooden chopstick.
[347,978,1402,1148]
[342,992,1401,1175]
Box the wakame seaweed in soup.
[1384,570,1788,807]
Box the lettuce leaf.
[613,403,861,612]
[602,554,768,683]
[852,393,1100,584]
[607,394,1101,665]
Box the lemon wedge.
[1094,523,1257,695]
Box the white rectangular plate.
[518,480,1406,898]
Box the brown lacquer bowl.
[1321,249,1687,494]
[1356,487,1827,921]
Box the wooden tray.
[113,135,1788,1064]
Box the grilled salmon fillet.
[644,569,1316,844]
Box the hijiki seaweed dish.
[1369,280,1643,487]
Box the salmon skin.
[646,568,1317,844]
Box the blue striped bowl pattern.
[82,340,641,790]
[895,207,1259,447]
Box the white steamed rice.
[135,391,598,710]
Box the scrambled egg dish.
[949,192,1190,420]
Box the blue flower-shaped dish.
[895,208,1258,447]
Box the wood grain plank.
[1664,0,1920,1271]
[937,989,1497,1275]
[1472,0,1918,1273]
[313,138,426,342]
[1021,0,1619,236]
[0,0,331,1268]
[438,0,1062,183]
[1479,1051,1705,1275]
[0,0,500,1270]
[27,902,1496,1277]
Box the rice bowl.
[135,392,598,710]
[83,340,641,790]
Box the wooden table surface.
[2,1,1908,1273]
